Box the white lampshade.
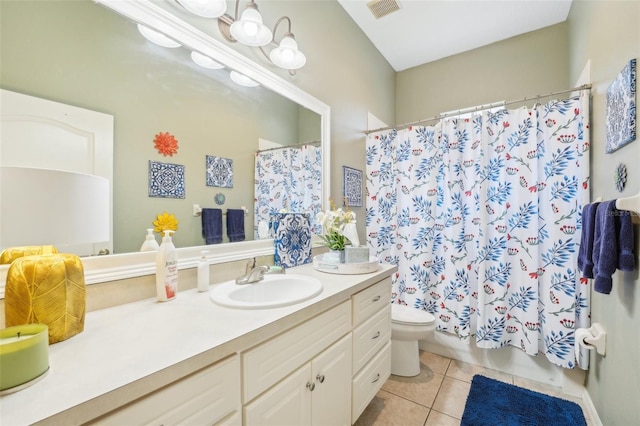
[0,167,110,251]
[230,71,259,87]
[176,0,226,18]
[230,5,273,47]
[269,35,306,70]
[191,51,224,70]
[137,24,181,48]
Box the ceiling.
[337,0,573,71]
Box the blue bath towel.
[578,202,599,278]
[202,208,222,244]
[592,201,636,294]
[226,209,245,242]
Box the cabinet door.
[90,355,240,426]
[311,334,352,426]
[244,364,312,426]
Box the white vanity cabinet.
[242,301,352,425]
[1,265,398,426]
[350,277,392,423]
[244,334,352,426]
[90,355,241,426]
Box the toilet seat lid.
[392,304,435,325]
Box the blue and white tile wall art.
[148,160,185,199]
[606,58,636,153]
[273,213,312,268]
[343,166,363,207]
[206,155,233,188]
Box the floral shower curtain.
[254,145,322,239]
[366,93,590,369]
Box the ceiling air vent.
[367,0,401,19]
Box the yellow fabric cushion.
[0,246,59,265]
[5,254,86,344]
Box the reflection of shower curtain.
[254,145,322,239]
[366,93,590,369]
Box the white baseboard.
[581,386,603,426]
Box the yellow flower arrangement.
[153,212,179,234]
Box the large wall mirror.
[0,0,330,290]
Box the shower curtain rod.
[256,140,321,153]
[364,84,592,135]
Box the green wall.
[568,1,640,425]
[395,22,570,123]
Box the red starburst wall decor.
[154,132,179,157]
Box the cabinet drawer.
[351,342,391,424]
[352,277,391,326]
[91,355,240,426]
[243,301,351,402]
[352,304,391,374]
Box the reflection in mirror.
[0,0,322,255]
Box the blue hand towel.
[202,208,222,244]
[226,209,245,242]
[578,202,599,278]
[592,201,636,294]
[617,206,636,272]
[593,201,617,294]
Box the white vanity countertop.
[0,263,396,426]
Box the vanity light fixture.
[229,1,272,47]
[137,24,181,48]
[175,0,226,18]
[230,70,259,87]
[268,18,306,70]
[191,51,224,70]
[177,0,307,72]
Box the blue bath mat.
[461,375,587,426]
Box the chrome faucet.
[235,262,286,285]
[236,265,270,284]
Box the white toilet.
[391,304,436,377]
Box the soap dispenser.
[156,230,178,302]
[140,228,159,251]
[197,250,210,292]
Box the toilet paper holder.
[576,323,606,356]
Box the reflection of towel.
[592,201,636,294]
[272,213,311,268]
[202,208,222,244]
[578,202,599,278]
[227,209,245,242]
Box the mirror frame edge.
[0,0,331,297]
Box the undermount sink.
[210,274,323,309]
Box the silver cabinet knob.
[316,374,325,383]
[306,382,315,391]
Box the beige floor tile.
[354,389,430,426]
[445,358,513,384]
[424,410,460,426]
[431,376,471,420]
[419,351,451,375]
[382,366,445,407]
